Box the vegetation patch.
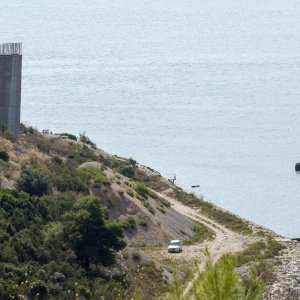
[169,189,252,234]
[0,150,9,162]
[167,253,265,300]
[133,169,170,192]
[184,223,215,245]
[16,168,52,196]
[118,216,136,230]
[138,219,148,227]
[79,132,96,148]
[79,167,110,185]
[57,132,77,141]
[127,261,167,299]
[231,238,285,266]
[0,190,126,299]
[135,182,157,199]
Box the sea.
[1,0,300,237]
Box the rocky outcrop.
[264,241,300,300]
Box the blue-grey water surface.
[1,0,300,237]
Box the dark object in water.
[291,238,300,242]
[295,163,300,172]
[191,185,200,188]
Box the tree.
[16,168,52,196]
[167,251,265,300]
[63,196,125,269]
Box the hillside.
[0,125,294,299]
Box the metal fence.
[0,43,22,55]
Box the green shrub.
[138,220,148,227]
[79,132,96,148]
[58,173,89,194]
[119,216,136,229]
[58,133,77,141]
[127,189,135,197]
[79,167,110,185]
[132,251,141,261]
[118,164,135,178]
[167,252,265,300]
[0,130,17,142]
[0,150,9,162]
[170,190,252,234]
[135,182,156,199]
[17,168,52,196]
[184,223,215,245]
[156,206,166,214]
[51,155,63,165]
[118,189,125,195]
[157,197,170,207]
[233,239,285,266]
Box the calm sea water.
[1,0,300,237]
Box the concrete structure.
[0,43,22,135]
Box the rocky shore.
[265,240,300,300]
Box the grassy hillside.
[0,126,285,300]
[0,126,213,299]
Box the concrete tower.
[0,43,22,135]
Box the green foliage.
[79,132,96,148]
[63,196,126,269]
[58,172,89,194]
[127,189,135,197]
[133,169,170,192]
[167,252,265,300]
[127,262,167,299]
[138,219,148,227]
[114,158,137,178]
[132,251,141,261]
[135,182,156,199]
[118,216,136,229]
[68,145,98,164]
[16,168,52,196]
[79,167,110,185]
[0,129,17,142]
[118,164,135,178]
[0,189,127,299]
[170,190,252,234]
[233,238,285,266]
[0,150,9,162]
[190,254,239,300]
[51,155,63,165]
[184,223,215,245]
[156,206,166,214]
[58,132,77,141]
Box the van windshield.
[170,241,180,246]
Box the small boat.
[191,185,200,188]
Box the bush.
[184,223,215,245]
[0,150,9,162]
[127,189,135,197]
[135,182,156,199]
[119,217,136,229]
[118,189,125,195]
[57,173,89,194]
[79,132,96,148]
[17,168,52,196]
[118,164,135,178]
[63,196,126,269]
[0,130,17,142]
[58,133,77,141]
[132,251,141,261]
[51,155,63,165]
[138,220,148,227]
[167,252,265,300]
